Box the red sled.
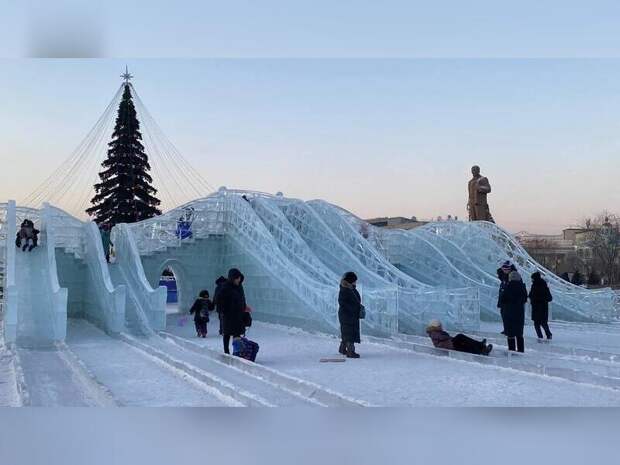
[232,337,259,362]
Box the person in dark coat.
[426,320,493,355]
[529,272,553,340]
[17,219,39,252]
[496,261,515,335]
[212,276,227,335]
[99,224,113,262]
[189,290,212,338]
[499,270,528,352]
[338,271,363,358]
[216,268,247,354]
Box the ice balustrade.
[111,223,167,333]
[128,191,397,335]
[250,196,398,334]
[411,228,499,285]
[372,227,498,320]
[219,193,397,335]
[1,202,17,343]
[421,221,617,322]
[9,205,68,345]
[0,203,7,314]
[44,204,85,257]
[307,200,480,331]
[251,196,339,286]
[36,205,127,335]
[455,221,615,321]
[274,197,475,333]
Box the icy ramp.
[14,236,67,347]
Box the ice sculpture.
[419,221,618,322]
[2,188,617,347]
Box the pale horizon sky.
[1,58,619,234]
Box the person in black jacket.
[189,290,212,338]
[216,268,247,354]
[212,276,227,335]
[499,270,528,352]
[529,272,553,340]
[338,271,364,358]
[496,261,516,335]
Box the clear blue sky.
[3,1,620,58]
[1,58,619,233]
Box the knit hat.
[228,268,243,280]
[343,271,358,284]
[215,276,227,285]
[501,261,513,273]
[426,319,442,332]
[508,270,522,282]
[199,290,210,298]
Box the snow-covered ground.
[5,314,620,407]
[166,316,620,406]
[481,320,620,353]
[65,320,236,407]
[0,345,21,407]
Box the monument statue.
[467,165,494,223]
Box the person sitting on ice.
[426,320,493,356]
[189,290,212,338]
[16,219,39,252]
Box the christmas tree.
[87,72,161,225]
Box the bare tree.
[581,213,620,286]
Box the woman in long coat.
[216,268,247,354]
[499,270,528,352]
[338,271,363,358]
[529,272,553,340]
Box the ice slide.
[12,207,67,347]
[318,201,499,320]
[3,203,154,346]
[4,188,617,346]
[48,206,128,336]
[250,195,397,334]
[128,193,373,335]
[419,220,617,322]
[274,197,479,333]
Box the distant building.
[516,225,605,280]
[365,216,429,230]
[515,231,579,274]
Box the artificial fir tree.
[87,81,161,225]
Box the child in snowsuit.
[189,290,212,338]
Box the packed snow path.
[16,345,116,407]
[479,320,620,354]
[166,316,620,406]
[65,320,236,407]
[0,347,21,407]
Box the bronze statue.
[467,165,494,223]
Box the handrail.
[83,221,126,334]
[3,201,17,343]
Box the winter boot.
[346,343,360,359]
[28,244,35,252]
[483,344,493,355]
[338,341,346,355]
